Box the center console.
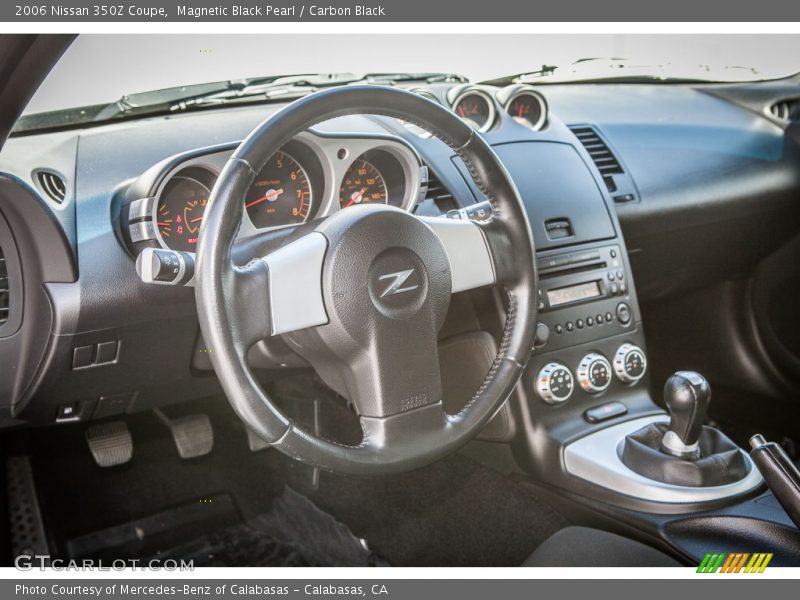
[445,126,800,565]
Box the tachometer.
[245,151,312,229]
[155,174,211,252]
[339,159,388,208]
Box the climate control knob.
[613,343,647,384]
[577,353,612,394]
[535,362,574,404]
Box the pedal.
[246,426,271,452]
[155,410,213,459]
[6,456,49,560]
[85,421,133,467]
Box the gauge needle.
[344,188,367,208]
[246,188,284,208]
[190,216,204,223]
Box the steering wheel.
[195,86,538,475]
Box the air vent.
[414,167,457,215]
[569,125,624,176]
[34,170,66,203]
[0,244,8,327]
[769,99,800,122]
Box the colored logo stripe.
[697,553,772,573]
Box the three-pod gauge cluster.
[410,84,548,133]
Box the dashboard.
[1,78,800,431]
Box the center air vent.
[0,244,9,327]
[569,125,624,176]
[568,124,639,203]
[34,170,66,203]
[769,99,800,122]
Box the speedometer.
[339,159,388,208]
[245,151,312,229]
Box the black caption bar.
[3,0,800,21]
[5,579,800,600]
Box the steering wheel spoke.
[420,216,499,293]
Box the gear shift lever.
[660,371,711,459]
[622,370,748,486]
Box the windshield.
[19,33,800,131]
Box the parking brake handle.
[750,434,800,529]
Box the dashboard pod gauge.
[154,168,215,252]
[505,90,547,130]
[245,151,312,229]
[339,159,388,208]
[452,90,496,132]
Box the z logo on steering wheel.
[378,269,419,298]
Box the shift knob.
[660,371,711,459]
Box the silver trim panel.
[563,415,764,504]
[263,232,329,335]
[421,217,495,293]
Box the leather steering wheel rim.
[195,85,538,475]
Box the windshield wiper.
[99,72,468,117]
[13,72,468,134]
[485,58,764,86]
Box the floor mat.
[293,454,570,567]
[147,488,385,567]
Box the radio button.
[586,316,594,326]
[605,311,613,322]
[616,270,624,279]
[610,283,619,294]
[607,272,616,281]
[616,302,632,325]
[577,353,613,394]
[536,362,574,404]
[565,321,574,332]
[596,314,604,324]
[554,324,563,334]
[619,282,627,294]
[576,319,584,329]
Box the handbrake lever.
[750,434,800,528]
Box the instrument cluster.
[124,133,424,254]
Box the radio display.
[547,280,602,308]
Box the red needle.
[246,188,284,209]
[344,188,367,208]
[190,216,204,223]
[518,103,524,118]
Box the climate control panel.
[535,362,574,404]
[576,352,612,394]
[534,344,647,404]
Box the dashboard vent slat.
[568,125,624,176]
[770,99,800,122]
[34,170,66,203]
[413,166,457,216]
[0,245,8,327]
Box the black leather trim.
[621,423,749,487]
